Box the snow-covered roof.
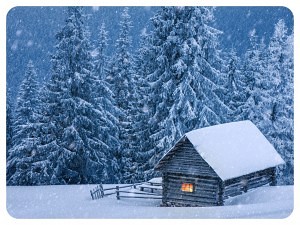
[159,120,284,181]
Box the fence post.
[100,183,104,198]
[90,190,94,200]
[116,186,120,200]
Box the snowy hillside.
[6,184,293,219]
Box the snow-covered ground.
[6,184,293,219]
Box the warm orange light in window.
[181,183,194,192]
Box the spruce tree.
[266,20,293,185]
[6,87,14,159]
[222,48,247,122]
[6,61,49,185]
[43,7,107,184]
[93,22,120,184]
[94,23,109,80]
[236,30,270,127]
[107,7,136,183]
[129,31,153,182]
[143,7,229,177]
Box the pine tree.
[142,7,229,177]
[43,7,107,184]
[6,60,50,185]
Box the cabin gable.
[156,137,222,206]
[158,137,218,178]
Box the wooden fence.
[90,182,162,201]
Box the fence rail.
[117,190,161,196]
[90,182,162,201]
[90,183,143,200]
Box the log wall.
[162,173,221,206]
[222,167,276,199]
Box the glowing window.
[181,183,194,192]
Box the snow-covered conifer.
[106,7,137,183]
[143,7,229,177]
[43,7,108,184]
[94,23,109,80]
[235,30,271,127]
[6,61,50,185]
[6,88,14,159]
[93,22,121,184]
[266,20,293,185]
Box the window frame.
[181,182,195,192]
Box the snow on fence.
[90,183,142,200]
[116,185,162,200]
[90,184,104,200]
[90,181,162,201]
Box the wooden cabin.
[155,120,284,207]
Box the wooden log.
[165,197,218,206]
[165,167,217,177]
[164,190,217,199]
[224,167,275,186]
[167,173,219,182]
[165,178,217,186]
[165,192,217,202]
[247,177,272,190]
